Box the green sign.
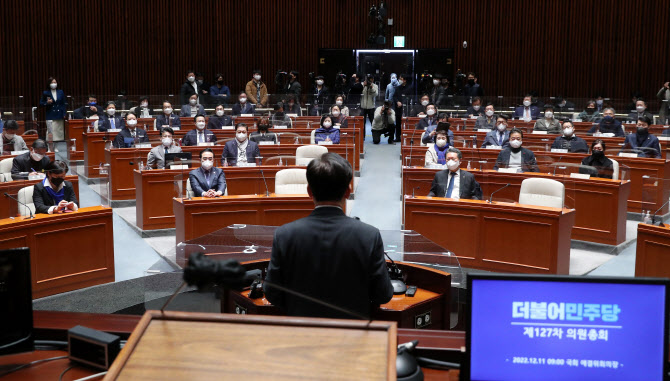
[394,36,405,48]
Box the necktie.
[446,172,455,198]
[499,133,503,146]
[199,132,203,143]
[165,147,169,155]
[110,118,115,130]
[525,108,530,119]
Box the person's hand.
[664,82,670,89]
[47,97,53,104]
[430,130,437,137]
[90,106,98,112]
[29,171,38,177]
[325,137,331,142]
[397,101,402,108]
[207,189,217,198]
[65,202,76,211]
[203,90,208,94]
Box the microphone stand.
[408,139,414,167]
[488,183,510,203]
[259,168,270,197]
[4,192,34,219]
[651,199,670,226]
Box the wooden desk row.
[0,206,114,298]
[403,167,630,245]
[401,146,670,214]
[1,175,79,219]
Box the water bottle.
[223,157,228,167]
[278,157,283,166]
[138,160,144,170]
[644,211,652,224]
[467,161,471,170]
[641,210,647,222]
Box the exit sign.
[394,36,405,48]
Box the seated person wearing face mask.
[284,94,302,116]
[180,94,206,117]
[112,112,150,148]
[481,115,511,148]
[249,120,278,144]
[620,116,662,158]
[333,95,349,117]
[330,105,348,128]
[466,97,484,118]
[97,102,125,132]
[222,123,260,166]
[577,100,601,122]
[147,127,182,169]
[533,105,561,134]
[33,160,78,214]
[182,115,218,146]
[231,92,255,116]
[551,121,588,153]
[427,147,482,200]
[474,104,497,130]
[130,96,153,118]
[11,139,50,180]
[514,95,541,121]
[627,99,654,122]
[1,120,28,155]
[189,148,226,198]
[493,128,539,172]
[73,94,104,119]
[415,104,438,130]
[208,104,233,129]
[580,140,614,179]
[425,129,452,166]
[410,94,431,117]
[422,119,454,145]
[156,101,182,130]
[588,107,624,137]
[314,115,340,144]
[270,103,292,127]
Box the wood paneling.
[1,0,669,109]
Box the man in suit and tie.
[474,103,498,130]
[97,102,125,132]
[221,123,260,166]
[481,115,511,148]
[513,95,540,121]
[147,127,182,169]
[182,114,218,146]
[264,152,393,319]
[112,112,150,148]
[231,92,256,116]
[428,147,483,200]
[188,148,226,197]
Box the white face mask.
[486,110,494,117]
[201,160,214,170]
[196,121,206,130]
[216,110,224,117]
[436,138,447,148]
[236,132,247,142]
[332,111,340,117]
[497,123,506,132]
[510,139,522,149]
[107,108,116,116]
[189,99,197,105]
[323,121,332,128]
[421,100,429,106]
[316,80,324,86]
[523,100,531,107]
[254,75,261,81]
[427,108,436,116]
[433,79,440,86]
[4,132,15,140]
[162,137,172,146]
[596,99,604,106]
[31,152,44,161]
[636,106,645,113]
[50,83,57,89]
[126,119,137,126]
[239,97,247,104]
[563,127,574,136]
[336,100,343,106]
[188,76,195,82]
[446,159,460,171]
[164,108,173,114]
[473,105,481,111]
[545,111,553,119]
[141,102,148,108]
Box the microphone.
[4,192,34,219]
[383,251,407,294]
[259,168,270,196]
[488,183,510,203]
[407,138,415,167]
[651,199,670,226]
[412,186,420,198]
[552,156,564,176]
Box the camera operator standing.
[371,101,395,145]
[361,74,379,131]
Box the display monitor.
[0,247,34,356]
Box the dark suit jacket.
[222,139,260,166]
[588,120,624,137]
[482,130,510,148]
[621,133,662,158]
[466,106,484,117]
[33,180,78,214]
[97,115,125,132]
[427,169,482,200]
[513,105,540,120]
[415,116,438,130]
[182,129,218,146]
[207,115,233,129]
[580,155,614,179]
[626,110,654,122]
[39,90,67,120]
[179,104,206,117]
[112,128,150,148]
[155,113,181,129]
[73,105,103,119]
[179,82,206,105]
[494,147,539,172]
[264,206,394,318]
[11,152,51,180]
[188,167,226,196]
[250,132,278,144]
[231,103,255,115]
[551,135,589,153]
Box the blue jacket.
[481,130,510,148]
[231,103,255,115]
[112,127,150,148]
[97,115,125,132]
[621,133,662,158]
[222,139,260,166]
[209,85,231,101]
[39,89,68,120]
[513,105,540,120]
[588,119,624,137]
[155,113,181,129]
[189,166,226,196]
[315,127,340,144]
[415,116,439,130]
[182,128,218,146]
[494,147,539,172]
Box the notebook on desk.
[462,274,669,381]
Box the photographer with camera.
[371,101,396,145]
[361,74,379,128]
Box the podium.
[635,223,670,277]
[104,310,397,380]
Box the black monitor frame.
[0,247,34,356]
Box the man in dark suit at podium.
[428,147,482,200]
[264,153,393,319]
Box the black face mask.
[592,150,605,159]
[468,79,475,85]
[586,107,595,112]
[50,176,65,187]
[637,127,649,137]
[217,80,224,85]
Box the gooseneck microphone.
[651,199,670,226]
[552,156,564,176]
[383,251,407,294]
[408,139,414,167]
[4,192,34,219]
[259,168,270,196]
[488,183,511,204]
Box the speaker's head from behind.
[306,153,352,204]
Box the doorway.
[356,50,415,99]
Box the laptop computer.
[165,152,193,168]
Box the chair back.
[609,158,620,180]
[295,145,328,166]
[0,158,13,182]
[17,185,36,216]
[518,178,565,208]
[310,129,316,144]
[274,168,308,195]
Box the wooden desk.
[174,195,314,243]
[65,119,87,161]
[0,206,114,298]
[404,196,575,274]
[635,223,670,277]
[135,166,297,230]
[0,175,79,219]
[403,167,630,245]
